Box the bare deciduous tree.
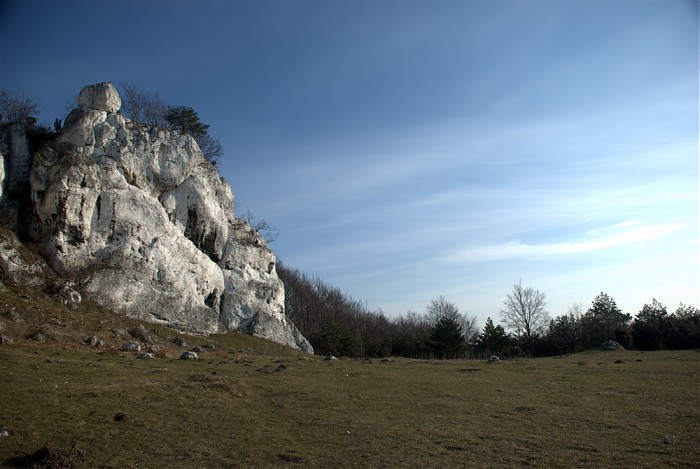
[499,280,549,354]
[426,295,479,345]
[120,82,222,164]
[241,208,279,244]
[0,89,40,126]
[120,81,168,127]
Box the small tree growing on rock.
[119,82,223,165]
[0,89,40,126]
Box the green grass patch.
[1,346,698,468]
[0,286,698,467]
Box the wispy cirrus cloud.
[445,222,686,263]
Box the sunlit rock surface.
[22,82,311,352]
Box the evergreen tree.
[430,316,465,359]
[581,292,632,348]
[632,299,668,350]
[473,317,511,357]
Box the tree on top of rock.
[164,106,224,166]
[165,106,209,137]
[119,82,223,165]
[0,89,40,126]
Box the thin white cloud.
[447,223,686,263]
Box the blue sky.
[1,0,697,324]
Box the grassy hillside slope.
[0,285,698,468]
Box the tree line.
[279,264,700,358]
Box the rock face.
[13,82,311,352]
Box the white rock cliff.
[22,82,311,352]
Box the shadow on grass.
[5,443,86,468]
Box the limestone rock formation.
[1,82,311,352]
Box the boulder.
[599,340,625,351]
[0,229,45,287]
[180,351,198,360]
[77,82,121,113]
[120,341,141,352]
[84,336,104,347]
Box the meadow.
[0,287,698,468]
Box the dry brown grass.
[0,285,698,468]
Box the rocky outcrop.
[3,82,311,352]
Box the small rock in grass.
[120,341,141,352]
[3,310,22,321]
[0,426,9,437]
[174,336,187,347]
[664,435,677,444]
[325,355,337,361]
[0,334,13,345]
[85,336,104,347]
[180,351,198,360]
[136,352,155,359]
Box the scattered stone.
[0,320,5,332]
[190,346,204,353]
[29,329,49,342]
[136,352,155,360]
[3,310,22,321]
[84,336,104,347]
[0,334,12,345]
[599,340,625,351]
[325,355,337,361]
[49,281,82,309]
[148,344,161,353]
[0,231,45,287]
[238,347,255,354]
[174,336,187,347]
[180,351,198,360]
[664,435,677,445]
[0,426,9,437]
[487,355,500,363]
[276,364,287,372]
[201,343,216,350]
[130,324,154,344]
[120,341,141,352]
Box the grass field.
[0,286,698,468]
